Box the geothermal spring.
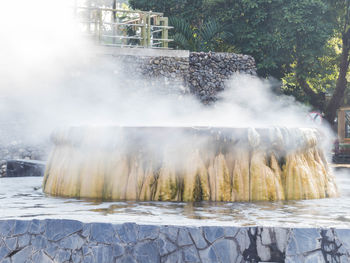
[1,2,350,262]
[43,127,337,202]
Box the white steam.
[0,0,333,148]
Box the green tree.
[169,17,234,52]
[324,0,350,124]
[129,0,345,122]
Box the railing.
[75,6,173,49]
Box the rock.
[11,246,33,263]
[32,251,53,263]
[188,228,208,249]
[18,234,31,248]
[90,223,117,244]
[133,241,160,263]
[5,159,45,177]
[177,228,193,246]
[182,245,200,263]
[199,246,220,263]
[138,225,159,241]
[45,219,83,242]
[202,227,224,243]
[13,221,30,236]
[156,234,177,256]
[213,239,239,262]
[54,249,71,263]
[114,223,138,244]
[293,228,321,254]
[59,234,84,250]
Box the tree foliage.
[129,0,350,124]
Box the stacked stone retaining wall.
[0,219,349,263]
[113,50,256,103]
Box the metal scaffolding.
[75,6,173,49]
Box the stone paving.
[0,219,349,262]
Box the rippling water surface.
[1,168,350,227]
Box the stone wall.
[0,219,349,263]
[112,50,256,103]
[115,55,190,95]
[189,52,256,103]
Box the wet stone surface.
[0,219,349,262]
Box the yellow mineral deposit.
[43,127,338,202]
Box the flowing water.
[0,168,349,227]
[43,127,338,202]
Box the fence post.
[147,13,151,47]
[161,17,169,48]
[140,14,146,47]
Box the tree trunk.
[297,77,325,111]
[325,31,350,124]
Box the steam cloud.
[0,0,333,151]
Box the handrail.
[77,6,164,16]
[75,6,172,49]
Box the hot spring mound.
[43,127,338,201]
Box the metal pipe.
[77,6,164,16]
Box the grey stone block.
[81,224,90,238]
[112,244,124,258]
[82,254,93,263]
[31,235,47,250]
[161,250,182,263]
[0,221,14,237]
[285,254,305,263]
[182,245,200,263]
[304,251,325,263]
[0,246,10,261]
[213,239,238,262]
[160,226,178,243]
[13,221,30,236]
[11,246,33,263]
[32,251,53,263]
[28,220,45,235]
[116,255,137,263]
[92,245,115,263]
[54,249,71,263]
[235,228,250,253]
[115,223,138,244]
[275,227,289,253]
[178,228,193,247]
[188,228,207,249]
[223,227,239,238]
[18,234,30,248]
[5,237,17,251]
[202,226,224,243]
[138,225,159,241]
[45,219,82,242]
[133,241,160,263]
[90,223,117,244]
[335,229,350,252]
[199,246,220,263]
[0,258,11,263]
[82,245,90,256]
[59,234,84,250]
[72,251,83,263]
[156,234,177,256]
[45,242,59,259]
[286,236,299,256]
[256,235,271,261]
[293,228,321,254]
